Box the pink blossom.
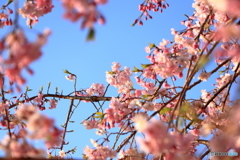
[111,62,121,72]
[65,74,75,81]
[201,89,211,102]
[59,150,66,158]
[61,0,106,29]
[83,144,116,160]
[86,83,105,96]
[34,92,43,103]
[132,113,148,132]
[18,0,54,26]
[16,104,62,148]
[94,0,108,5]
[145,46,151,53]
[215,73,231,88]
[3,29,50,86]
[5,68,26,85]
[0,13,8,20]
[135,89,142,97]
[207,0,240,17]
[0,103,8,113]
[137,119,197,158]
[214,24,240,42]
[106,63,132,93]
[142,102,154,111]
[95,128,107,136]
[7,140,46,158]
[198,72,211,81]
[82,120,98,129]
[49,99,57,109]
[36,0,52,7]
[163,81,171,88]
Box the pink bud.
[3,20,7,26]
[172,76,176,81]
[0,40,4,50]
[193,43,199,49]
[135,89,142,97]
[98,16,105,25]
[26,67,34,75]
[8,8,13,14]
[9,19,12,25]
[178,72,183,78]
[163,82,171,88]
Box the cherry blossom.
[61,0,106,29]
[0,0,240,159]
[18,0,54,27]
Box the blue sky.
[0,0,217,159]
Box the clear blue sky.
[0,0,213,159]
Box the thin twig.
[60,99,74,150]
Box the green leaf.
[5,0,14,7]
[71,147,77,153]
[141,95,150,100]
[192,118,203,124]
[132,66,141,72]
[132,19,138,26]
[132,22,136,26]
[149,43,156,48]
[179,101,191,114]
[63,69,71,74]
[83,154,88,160]
[218,70,224,75]
[196,55,209,70]
[93,112,105,119]
[141,64,152,69]
[159,107,172,114]
[95,112,103,115]
[86,28,95,41]
[25,86,32,92]
[106,71,115,75]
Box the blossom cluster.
[61,0,106,29]
[18,0,54,27]
[136,118,198,159]
[16,105,62,148]
[0,104,62,158]
[106,62,132,93]
[134,0,169,25]
[83,139,116,160]
[1,0,240,159]
[0,7,13,28]
[0,29,51,91]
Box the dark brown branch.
[60,99,74,150]
[116,131,137,152]
[9,94,113,109]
